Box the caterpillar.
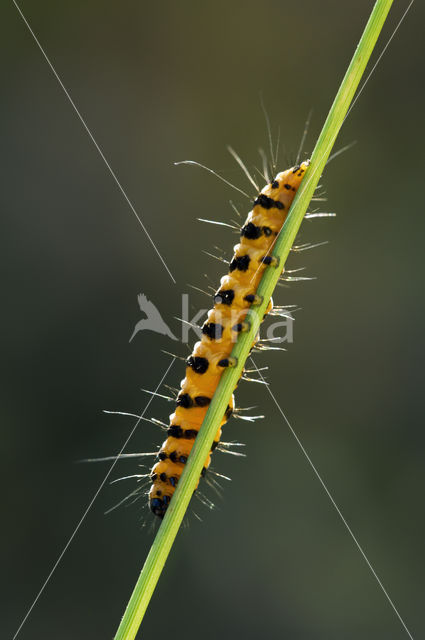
[149,160,309,518]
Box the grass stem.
[114,2,394,637]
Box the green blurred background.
[2,1,424,638]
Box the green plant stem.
[114,2,394,637]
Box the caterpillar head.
[267,160,310,208]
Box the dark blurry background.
[2,1,424,638]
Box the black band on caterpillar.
[229,255,251,272]
[244,294,263,305]
[176,393,193,408]
[202,322,224,340]
[262,255,280,268]
[218,356,238,368]
[186,356,209,374]
[214,289,235,305]
[241,222,262,239]
[232,320,250,333]
[254,194,285,210]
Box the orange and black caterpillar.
[149,161,309,518]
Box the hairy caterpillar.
[149,161,309,518]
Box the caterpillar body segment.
[149,162,309,518]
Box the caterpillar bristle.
[149,417,169,430]
[140,388,175,403]
[243,368,268,374]
[233,413,265,422]
[285,267,306,274]
[296,108,313,166]
[164,384,179,395]
[110,474,149,485]
[216,445,246,458]
[269,303,297,310]
[219,441,245,448]
[104,413,166,430]
[196,490,216,511]
[174,316,202,331]
[233,403,258,411]
[209,469,232,482]
[104,486,145,515]
[174,160,251,199]
[187,283,211,297]
[160,349,186,361]
[305,212,336,219]
[326,140,357,165]
[217,447,246,458]
[268,306,298,318]
[197,218,239,230]
[253,164,268,184]
[205,284,217,294]
[275,126,282,166]
[229,200,242,219]
[204,475,224,498]
[102,409,143,419]
[281,275,317,282]
[227,145,259,192]
[291,240,329,252]
[259,95,277,172]
[258,148,271,183]
[202,250,229,265]
[254,343,287,352]
[78,452,157,464]
[241,373,269,384]
[202,273,217,293]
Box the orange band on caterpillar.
[149,161,309,518]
